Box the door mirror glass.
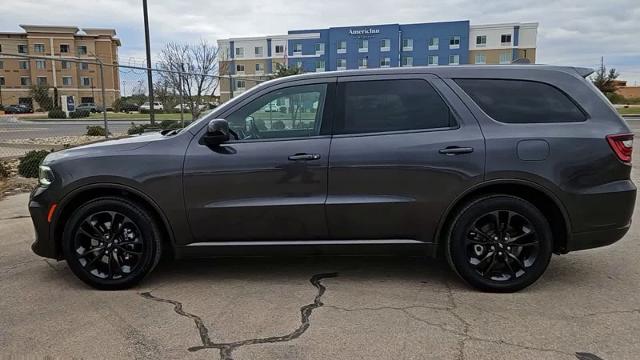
[204,118,230,145]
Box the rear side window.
[335,79,455,135]
[455,79,587,123]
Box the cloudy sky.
[1,0,639,83]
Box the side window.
[335,79,455,135]
[226,84,327,140]
[455,79,587,123]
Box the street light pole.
[142,0,155,125]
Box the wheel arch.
[435,179,572,255]
[51,183,176,259]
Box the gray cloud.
[1,0,638,82]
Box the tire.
[445,195,553,292]
[62,197,162,290]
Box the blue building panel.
[287,20,470,71]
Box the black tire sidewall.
[446,195,553,292]
[62,197,162,290]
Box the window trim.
[333,77,460,137]
[453,78,590,124]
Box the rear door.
[326,74,485,242]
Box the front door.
[183,81,334,242]
[326,75,485,242]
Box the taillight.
[606,133,633,164]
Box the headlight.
[38,165,55,187]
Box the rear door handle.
[438,146,474,155]
[288,153,321,161]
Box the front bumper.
[29,187,60,260]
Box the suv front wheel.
[446,195,553,292]
[62,197,162,290]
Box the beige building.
[0,25,120,109]
[469,23,538,65]
[217,35,288,102]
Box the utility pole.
[178,62,184,127]
[143,0,155,124]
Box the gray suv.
[29,65,636,292]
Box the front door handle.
[439,146,474,155]
[288,153,321,161]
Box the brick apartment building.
[0,25,120,109]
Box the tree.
[592,57,620,94]
[30,84,54,111]
[270,64,303,79]
[157,40,221,118]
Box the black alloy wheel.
[446,195,553,292]
[62,197,162,290]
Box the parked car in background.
[140,101,164,112]
[173,103,207,112]
[4,104,33,114]
[119,103,140,113]
[29,65,636,292]
[76,103,100,113]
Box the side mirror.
[203,119,230,146]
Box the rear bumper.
[567,223,631,252]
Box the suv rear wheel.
[446,195,553,292]
[62,197,162,290]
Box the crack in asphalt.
[140,272,338,360]
[0,215,30,221]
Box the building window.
[449,36,461,49]
[81,77,91,86]
[60,44,69,53]
[254,46,263,57]
[449,55,460,65]
[428,55,438,66]
[358,39,368,53]
[499,52,512,64]
[380,57,391,68]
[402,56,413,67]
[62,76,72,86]
[315,60,325,72]
[358,57,368,69]
[380,39,390,52]
[235,79,245,90]
[0,77,4,86]
[36,60,46,70]
[255,63,264,74]
[20,77,31,86]
[34,44,45,53]
[314,43,325,55]
[337,58,347,70]
[337,40,347,53]
[79,62,89,70]
[402,38,413,51]
[236,64,245,74]
[428,37,439,50]
[78,45,87,55]
[18,44,28,54]
[61,60,71,70]
[275,45,284,54]
[294,43,302,55]
[235,47,244,58]
[501,34,512,45]
[19,60,29,70]
[475,54,486,64]
[476,35,487,46]
[0,60,3,69]
[36,76,47,86]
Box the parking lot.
[2,125,640,359]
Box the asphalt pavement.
[1,119,640,359]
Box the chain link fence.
[0,52,263,194]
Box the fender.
[51,182,177,249]
[432,178,572,252]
